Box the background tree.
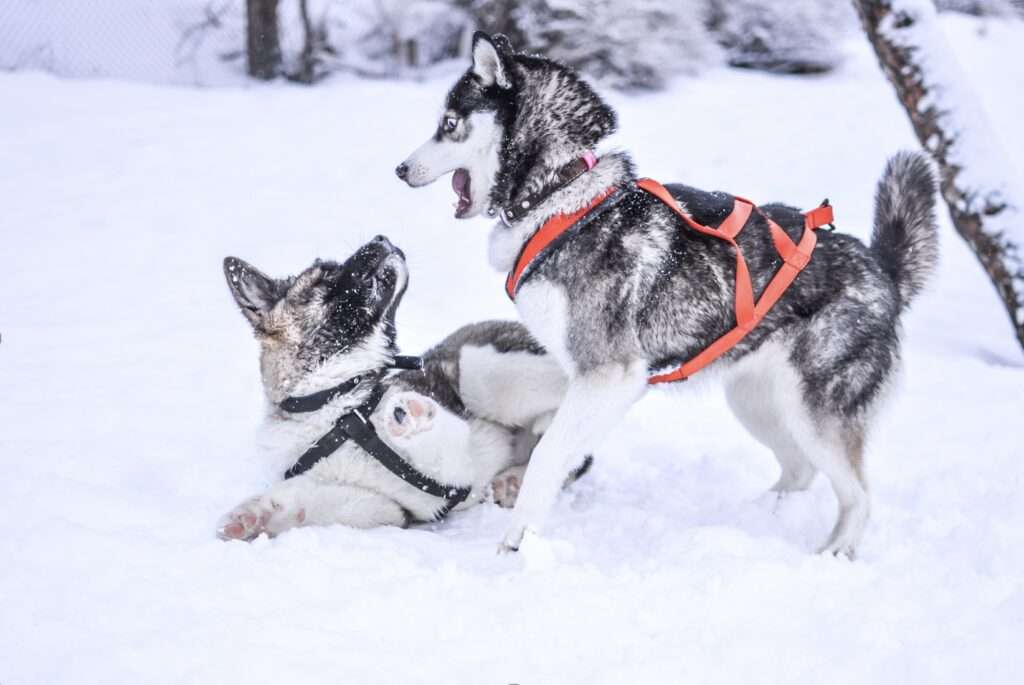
[706,0,855,74]
[455,0,525,45]
[513,0,720,90]
[853,0,1024,349]
[246,0,281,79]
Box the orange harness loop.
[505,178,834,383]
[505,186,618,300]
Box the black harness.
[280,355,471,521]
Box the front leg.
[218,475,407,540]
[501,360,648,551]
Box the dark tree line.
[241,0,859,88]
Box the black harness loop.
[279,356,471,520]
[279,373,377,414]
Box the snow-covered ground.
[2,15,1022,685]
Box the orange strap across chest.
[505,186,619,299]
[505,178,834,383]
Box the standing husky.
[396,32,939,557]
[218,236,574,540]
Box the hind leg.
[792,417,869,558]
[725,363,817,494]
[727,341,869,558]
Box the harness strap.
[284,384,471,521]
[335,402,471,519]
[639,178,832,384]
[503,177,834,385]
[505,186,621,299]
[280,373,377,414]
[279,355,423,413]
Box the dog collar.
[283,382,472,521]
[492,151,598,226]
[279,355,423,414]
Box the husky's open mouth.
[452,168,472,218]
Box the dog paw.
[385,392,437,441]
[217,496,306,541]
[498,523,528,553]
[491,465,526,508]
[819,538,857,561]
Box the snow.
[0,0,245,86]
[2,15,1023,685]
[881,3,1024,323]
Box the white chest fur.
[514,280,576,378]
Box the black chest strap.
[279,355,423,414]
[282,383,471,521]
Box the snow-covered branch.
[854,0,1024,349]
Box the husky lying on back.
[396,32,940,557]
[218,236,578,540]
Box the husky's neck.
[265,336,396,416]
[487,151,634,272]
[489,57,615,205]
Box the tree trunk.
[246,0,281,80]
[463,0,526,46]
[853,0,1024,350]
[292,0,317,83]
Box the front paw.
[385,392,437,441]
[498,523,527,553]
[217,496,306,541]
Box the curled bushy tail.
[871,151,940,309]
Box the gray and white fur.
[396,32,940,557]
[218,236,575,540]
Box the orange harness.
[505,178,835,384]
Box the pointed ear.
[471,31,510,89]
[223,256,282,328]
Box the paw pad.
[386,393,437,439]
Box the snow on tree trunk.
[854,0,1024,349]
[246,0,281,80]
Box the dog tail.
[870,151,940,310]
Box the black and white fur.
[218,236,572,540]
[396,32,940,557]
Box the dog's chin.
[384,254,408,287]
[454,201,486,220]
[454,186,492,220]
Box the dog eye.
[442,116,459,133]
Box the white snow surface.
[2,15,1023,685]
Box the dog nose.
[373,235,392,247]
[395,163,409,180]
